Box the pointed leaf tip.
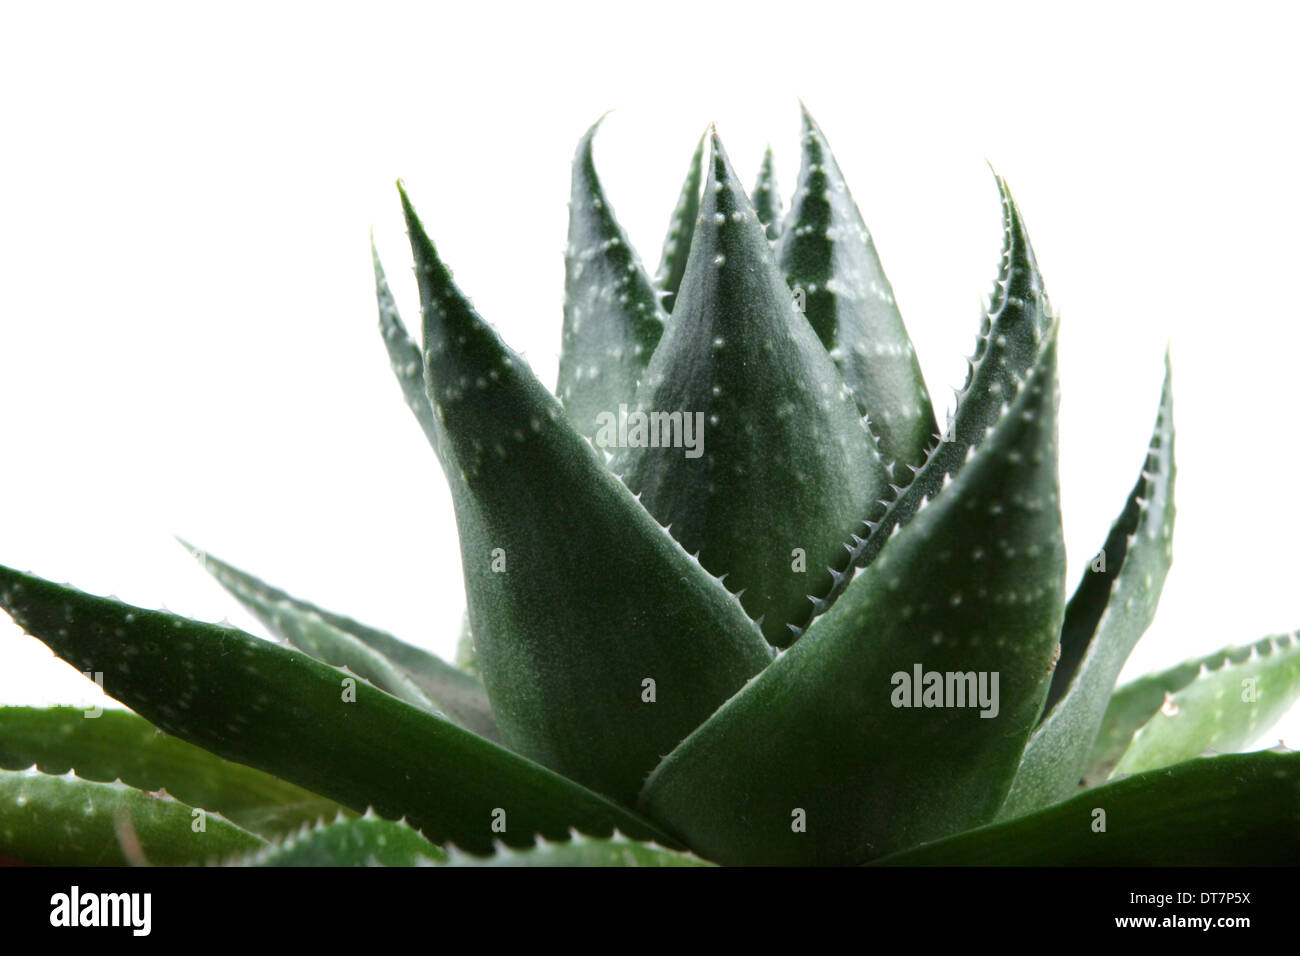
[795,171,1056,637]
[752,145,782,241]
[640,323,1065,865]
[775,105,937,471]
[180,542,499,741]
[654,131,706,312]
[399,190,770,802]
[369,238,444,455]
[1000,354,1174,818]
[614,127,891,647]
[558,118,666,438]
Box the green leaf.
[399,185,771,804]
[752,145,782,241]
[442,831,712,867]
[1110,632,1300,778]
[557,118,667,439]
[373,237,442,453]
[0,566,679,853]
[999,356,1175,817]
[613,131,891,647]
[793,172,1054,641]
[640,328,1065,864]
[1081,638,1289,786]
[0,706,342,838]
[214,586,435,713]
[877,750,1300,865]
[181,541,498,741]
[226,811,447,866]
[653,133,705,311]
[775,106,937,471]
[0,766,264,865]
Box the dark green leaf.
[400,185,771,804]
[181,541,498,740]
[654,133,705,311]
[792,172,1054,641]
[639,328,1065,864]
[558,119,667,439]
[775,106,937,471]
[999,356,1174,817]
[0,566,678,853]
[752,145,782,241]
[223,592,435,712]
[0,766,264,865]
[226,811,447,866]
[877,750,1300,865]
[0,706,342,838]
[613,131,891,647]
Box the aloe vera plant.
[2,107,1298,867]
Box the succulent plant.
[2,107,1298,867]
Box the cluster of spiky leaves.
[2,108,1299,866]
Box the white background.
[2,1,1298,746]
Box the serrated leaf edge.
[2,764,266,865]
[439,826,710,866]
[1112,631,1300,777]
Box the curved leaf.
[0,766,263,865]
[792,172,1054,640]
[400,185,771,803]
[233,596,435,712]
[640,328,1065,864]
[752,145,782,241]
[1111,632,1300,778]
[613,130,890,647]
[373,239,441,452]
[878,750,1300,865]
[181,542,498,740]
[776,105,937,470]
[226,812,447,866]
[558,119,667,439]
[442,831,712,867]
[0,706,341,838]
[654,133,705,311]
[999,356,1174,817]
[0,566,677,853]
[1083,635,1300,785]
